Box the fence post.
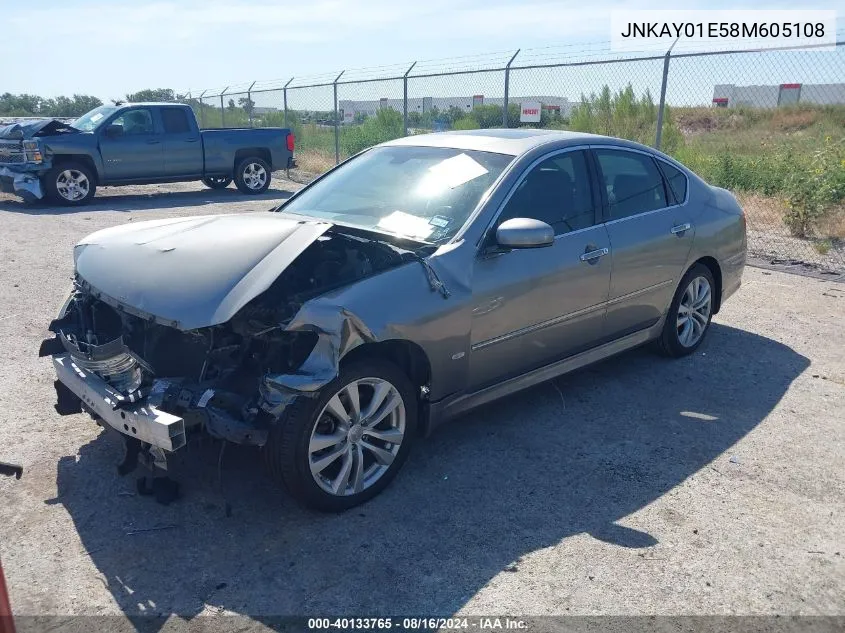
[220,86,229,128]
[247,80,256,127]
[283,77,294,128]
[503,49,520,128]
[198,89,207,128]
[333,70,345,165]
[655,39,679,150]
[403,61,417,136]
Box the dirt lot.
[0,180,843,622]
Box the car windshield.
[278,145,514,243]
[72,105,119,132]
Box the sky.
[3,0,843,101]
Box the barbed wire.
[181,34,845,98]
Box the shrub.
[568,84,683,153]
[340,108,404,156]
[452,116,480,130]
[783,137,845,237]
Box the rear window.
[659,161,688,204]
[161,108,192,134]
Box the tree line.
[0,88,186,118]
[0,93,103,118]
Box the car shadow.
[0,185,295,215]
[51,324,808,622]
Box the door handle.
[146,139,161,144]
[671,223,692,235]
[185,138,199,143]
[580,247,609,262]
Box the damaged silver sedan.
[43,130,746,511]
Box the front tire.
[263,359,418,512]
[44,162,96,206]
[234,156,271,195]
[658,263,716,357]
[202,176,232,190]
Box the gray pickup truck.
[0,102,295,205]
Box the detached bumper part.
[0,166,44,201]
[52,353,186,452]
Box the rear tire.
[658,263,716,357]
[234,156,271,195]
[44,162,96,206]
[202,176,232,190]
[263,358,418,512]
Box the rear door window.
[161,108,192,134]
[658,161,688,205]
[593,149,668,220]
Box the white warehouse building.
[712,83,845,108]
[338,95,578,122]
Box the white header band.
[611,10,837,53]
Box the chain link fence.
[183,42,845,274]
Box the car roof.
[382,128,649,156]
[116,102,190,108]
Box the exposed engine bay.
[42,230,414,460]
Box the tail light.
[286,133,295,152]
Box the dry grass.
[737,193,845,242]
[769,108,820,132]
[295,149,336,175]
[816,204,845,240]
[738,193,790,234]
[675,108,746,137]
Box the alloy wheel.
[242,163,267,190]
[308,377,406,496]
[677,276,712,347]
[56,169,90,202]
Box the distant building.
[338,95,579,123]
[712,83,845,108]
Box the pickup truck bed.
[0,102,295,205]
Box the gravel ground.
[0,180,843,622]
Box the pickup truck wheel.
[45,162,96,206]
[234,157,271,195]
[202,176,232,190]
[263,359,418,512]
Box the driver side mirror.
[104,124,123,138]
[495,217,554,249]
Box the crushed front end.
[41,225,414,477]
[41,282,318,472]
[0,139,47,201]
[0,119,73,201]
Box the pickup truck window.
[161,108,192,133]
[113,109,154,135]
[72,105,118,132]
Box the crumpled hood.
[0,118,78,139]
[74,213,332,330]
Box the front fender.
[42,134,104,180]
[259,243,475,414]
